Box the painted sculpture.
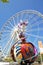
[10,21,38,65]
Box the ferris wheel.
[0,10,43,57]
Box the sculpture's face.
[10,42,37,63]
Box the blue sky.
[0,0,43,55]
[0,0,43,29]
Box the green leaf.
[1,0,9,3]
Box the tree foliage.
[1,0,9,3]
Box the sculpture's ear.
[1,0,9,3]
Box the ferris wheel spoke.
[29,17,39,28]
[28,14,35,19]
[27,20,32,28]
[0,34,9,41]
[12,17,16,26]
[7,21,14,28]
[6,37,19,55]
[16,15,21,24]
[26,32,43,39]
[4,25,13,30]
[4,22,13,28]
[1,31,10,38]
[1,35,10,43]
[28,14,35,21]
[1,30,11,33]
[3,30,20,54]
[33,15,39,21]
[29,15,39,23]
[30,20,43,28]
[1,31,10,35]
[1,34,10,40]
[2,22,13,31]
[20,12,28,20]
[2,26,12,32]
[33,38,37,44]
[3,36,14,53]
[2,30,18,53]
[3,38,13,53]
[26,28,43,33]
[20,12,24,19]
[1,32,10,38]
[5,38,19,55]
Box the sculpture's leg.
[29,63,31,65]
